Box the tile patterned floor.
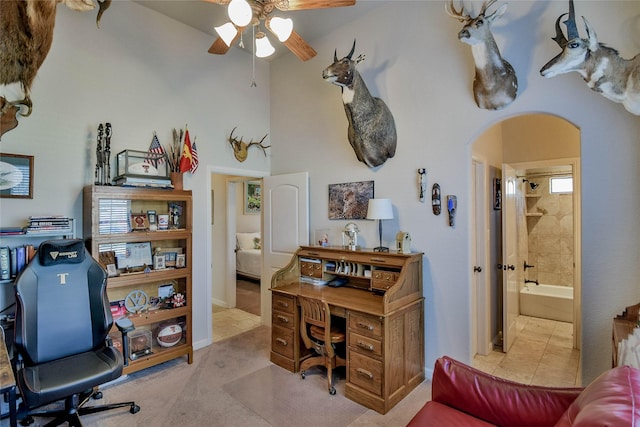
[212,305,262,342]
[473,315,581,387]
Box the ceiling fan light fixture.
[228,0,252,27]
[214,22,238,46]
[267,16,293,42]
[255,32,275,58]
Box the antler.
[552,0,579,48]
[228,127,270,162]
[478,0,497,17]
[247,134,271,157]
[445,0,469,22]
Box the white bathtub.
[520,283,573,323]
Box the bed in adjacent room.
[235,232,262,280]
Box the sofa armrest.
[432,356,583,427]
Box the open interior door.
[262,172,309,325]
[502,164,519,352]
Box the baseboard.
[212,297,228,307]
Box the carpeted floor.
[13,326,431,427]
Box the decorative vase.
[170,172,183,190]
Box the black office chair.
[12,239,139,426]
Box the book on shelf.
[0,227,26,236]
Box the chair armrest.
[115,318,135,366]
[432,356,583,427]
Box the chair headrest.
[38,239,86,266]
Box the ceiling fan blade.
[208,37,233,54]
[283,30,317,61]
[279,0,356,11]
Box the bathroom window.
[550,176,573,194]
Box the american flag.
[146,133,166,165]
[190,137,199,173]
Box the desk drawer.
[300,261,322,278]
[272,294,295,314]
[272,311,294,330]
[349,332,382,357]
[349,312,383,339]
[272,325,294,359]
[349,351,383,396]
[372,270,399,291]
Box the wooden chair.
[299,296,346,395]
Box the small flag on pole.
[146,132,166,165]
[179,127,194,173]
[190,137,199,173]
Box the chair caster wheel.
[130,404,141,414]
[301,371,306,379]
[329,387,336,395]
[20,416,34,426]
[92,391,103,400]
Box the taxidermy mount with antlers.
[228,127,271,162]
[540,0,640,115]
[0,0,110,139]
[322,40,397,168]
[446,0,518,110]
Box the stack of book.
[26,216,73,234]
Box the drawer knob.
[357,322,374,331]
[357,341,374,351]
[277,315,289,324]
[278,301,290,308]
[275,338,288,346]
[356,368,374,379]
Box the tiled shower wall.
[525,175,574,287]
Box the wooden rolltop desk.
[270,246,424,414]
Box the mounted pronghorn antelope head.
[540,0,640,115]
[227,127,271,163]
[322,40,397,168]
[446,0,518,110]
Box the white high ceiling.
[133,0,384,60]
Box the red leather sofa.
[408,356,640,426]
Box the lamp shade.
[267,16,293,42]
[228,0,252,27]
[255,32,275,58]
[366,198,393,220]
[214,22,238,47]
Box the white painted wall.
[270,1,640,383]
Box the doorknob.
[473,266,482,273]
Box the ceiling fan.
[203,0,356,61]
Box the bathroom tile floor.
[473,315,581,387]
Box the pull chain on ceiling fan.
[204,0,356,61]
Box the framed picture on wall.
[0,153,34,199]
[493,178,502,210]
[328,181,374,220]
[244,180,261,214]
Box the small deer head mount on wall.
[227,127,271,162]
[540,0,640,115]
[446,0,518,110]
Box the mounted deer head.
[227,127,271,162]
[322,39,397,168]
[540,0,640,115]
[446,0,518,110]
[0,0,109,138]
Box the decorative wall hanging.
[322,40,397,168]
[446,0,518,110]
[0,153,33,199]
[540,0,640,115]
[418,168,427,202]
[447,195,457,227]
[328,180,374,220]
[94,123,112,186]
[227,127,271,162]
[493,178,502,210]
[0,0,110,138]
[432,183,441,215]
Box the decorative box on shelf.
[114,150,171,188]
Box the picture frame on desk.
[153,254,165,270]
[176,254,186,268]
[0,153,33,199]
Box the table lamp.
[366,198,394,252]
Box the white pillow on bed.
[237,232,260,251]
